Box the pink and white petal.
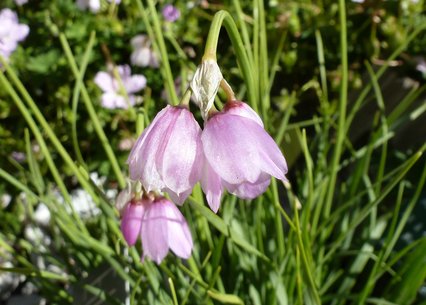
[134,106,175,191]
[121,203,144,246]
[166,188,192,206]
[0,9,17,22]
[161,199,193,259]
[224,101,264,127]
[141,202,169,264]
[131,48,151,67]
[89,0,101,12]
[254,129,288,181]
[117,65,131,78]
[200,160,223,213]
[131,35,148,48]
[100,92,121,109]
[202,114,262,185]
[127,106,171,180]
[223,173,271,199]
[15,24,29,42]
[125,74,147,93]
[94,72,114,92]
[158,108,202,195]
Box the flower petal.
[202,114,262,184]
[124,74,147,93]
[94,71,114,92]
[161,199,193,259]
[200,159,223,213]
[223,101,264,127]
[127,106,173,191]
[223,173,271,199]
[156,107,202,198]
[121,203,144,246]
[141,201,169,264]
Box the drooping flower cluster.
[94,64,146,109]
[120,60,288,264]
[120,193,193,264]
[0,9,29,60]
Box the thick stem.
[202,10,257,111]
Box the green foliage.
[1,0,426,304]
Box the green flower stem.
[0,69,88,233]
[219,79,235,101]
[71,31,96,170]
[59,33,126,189]
[136,0,178,106]
[231,0,254,65]
[0,58,98,203]
[179,88,192,106]
[203,10,257,112]
[323,0,348,218]
[255,0,270,119]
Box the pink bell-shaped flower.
[201,100,288,212]
[120,195,193,264]
[141,197,193,263]
[127,105,203,204]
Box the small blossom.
[201,100,288,212]
[190,60,223,120]
[76,0,101,12]
[130,35,159,68]
[94,64,147,109]
[0,9,29,60]
[120,195,193,264]
[11,151,26,163]
[162,4,181,22]
[128,105,203,204]
[416,59,426,78]
[14,0,28,5]
[76,0,120,13]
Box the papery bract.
[190,60,223,120]
[128,105,203,204]
[201,101,288,212]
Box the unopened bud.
[190,59,223,120]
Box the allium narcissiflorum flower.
[130,35,159,68]
[162,4,180,22]
[94,65,146,109]
[0,9,29,60]
[127,105,203,204]
[201,100,288,212]
[120,195,193,264]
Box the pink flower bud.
[121,200,145,246]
